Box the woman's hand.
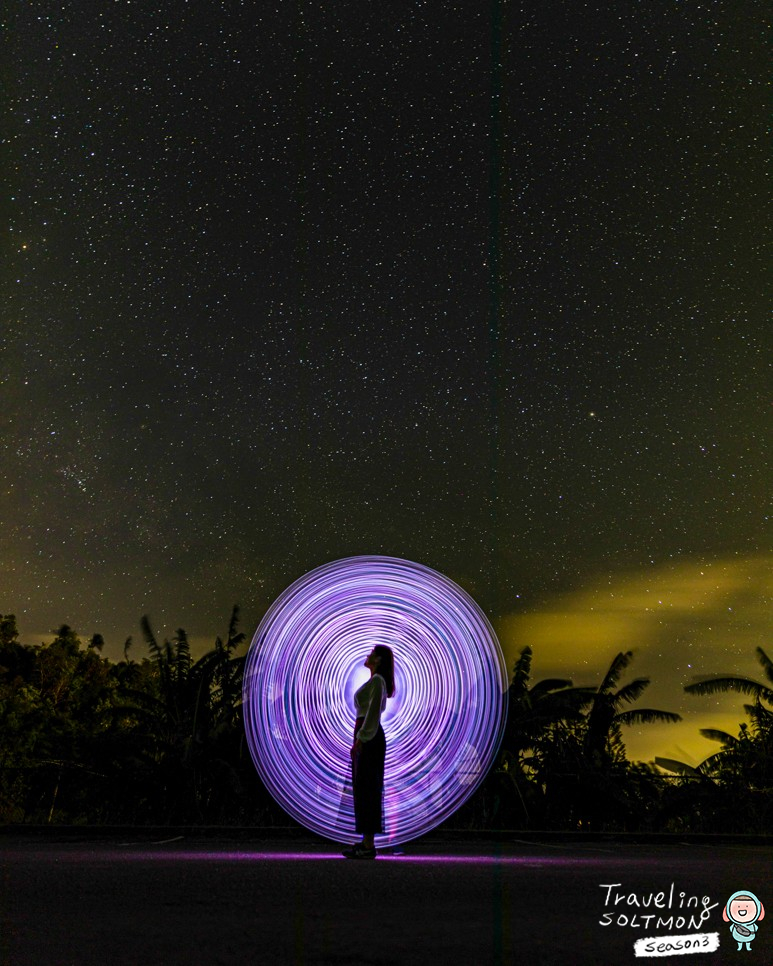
[350,739,362,759]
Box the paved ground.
[1,835,771,965]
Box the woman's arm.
[356,675,386,743]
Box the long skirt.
[352,718,386,835]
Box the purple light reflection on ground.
[383,854,613,865]
[113,851,345,862]
[23,848,662,867]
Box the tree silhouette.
[684,646,773,706]
[505,646,593,752]
[110,607,249,822]
[5,609,770,832]
[684,646,773,783]
[547,651,681,831]
[583,650,681,766]
[494,646,593,825]
[682,647,773,830]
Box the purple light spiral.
[243,556,508,846]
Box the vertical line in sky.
[291,0,311,551]
[488,0,503,619]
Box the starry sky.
[3,1,769,762]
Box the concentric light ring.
[243,556,508,846]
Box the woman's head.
[368,644,395,697]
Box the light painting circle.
[243,556,508,846]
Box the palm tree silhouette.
[114,606,247,822]
[498,646,594,823]
[683,646,773,800]
[583,650,681,765]
[684,646,773,706]
[505,645,594,754]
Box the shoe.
[342,843,377,860]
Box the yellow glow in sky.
[496,554,772,764]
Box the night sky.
[4,1,769,762]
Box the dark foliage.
[1,613,769,833]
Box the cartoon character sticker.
[723,891,765,951]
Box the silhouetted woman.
[343,644,395,859]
